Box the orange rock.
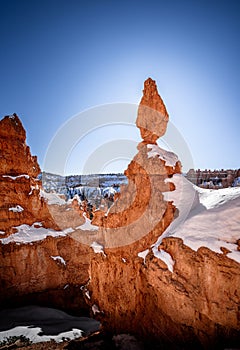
[0,114,56,233]
[0,114,40,177]
[136,78,169,143]
[0,81,239,349]
[86,79,240,348]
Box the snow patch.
[152,246,174,273]
[51,256,66,266]
[33,222,43,227]
[0,326,83,344]
[0,224,69,245]
[9,205,24,213]
[85,290,91,300]
[63,227,74,234]
[29,184,39,195]
[76,214,98,231]
[40,190,66,205]
[122,258,127,263]
[102,187,116,197]
[137,249,149,264]
[2,174,30,180]
[154,174,240,264]
[0,231,5,235]
[90,241,106,256]
[147,144,178,167]
[92,304,101,315]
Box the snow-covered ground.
[0,306,100,344]
[77,214,99,231]
[153,174,240,267]
[40,190,66,206]
[90,241,106,256]
[0,224,70,244]
[2,169,240,267]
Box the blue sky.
[0,0,239,174]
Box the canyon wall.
[0,80,239,349]
[0,114,56,233]
[0,114,90,313]
[186,168,240,188]
[86,79,240,349]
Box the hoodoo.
[0,80,240,349]
[0,114,55,233]
[86,79,240,349]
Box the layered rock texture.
[0,80,240,349]
[0,114,90,313]
[86,79,240,349]
[0,114,55,233]
[187,168,240,188]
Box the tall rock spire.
[0,114,40,177]
[136,78,169,144]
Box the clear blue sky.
[0,0,239,174]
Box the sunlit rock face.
[0,114,40,177]
[0,81,239,349]
[0,114,90,311]
[136,77,169,143]
[91,77,180,251]
[0,114,56,234]
[86,79,240,349]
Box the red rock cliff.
[0,114,90,311]
[0,81,239,349]
[0,114,55,234]
[86,79,240,349]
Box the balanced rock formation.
[85,79,240,349]
[0,114,55,234]
[91,77,180,252]
[0,80,240,349]
[136,77,169,143]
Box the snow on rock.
[51,256,66,266]
[137,249,149,264]
[63,227,75,234]
[92,304,101,315]
[29,184,39,195]
[0,231,5,235]
[85,290,91,300]
[33,222,43,227]
[152,246,175,273]
[0,224,69,245]
[154,174,240,264]
[152,174,198,252]
[9,205,24,213]
[2,174,30,180]
[40,190,66,205]
[147,144,178,167]
[196,185,240,210]
[90,241,106,257]
[77,214,98,231]
[0,326,83,344]
[102,186,116,197]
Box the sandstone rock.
[0,81,240,349]
[0,235,91,313]
[0,114,56,233]
[136,78,169,143]
[86,79,240,348]
[0,114,40,177]
[91,78,180,250]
